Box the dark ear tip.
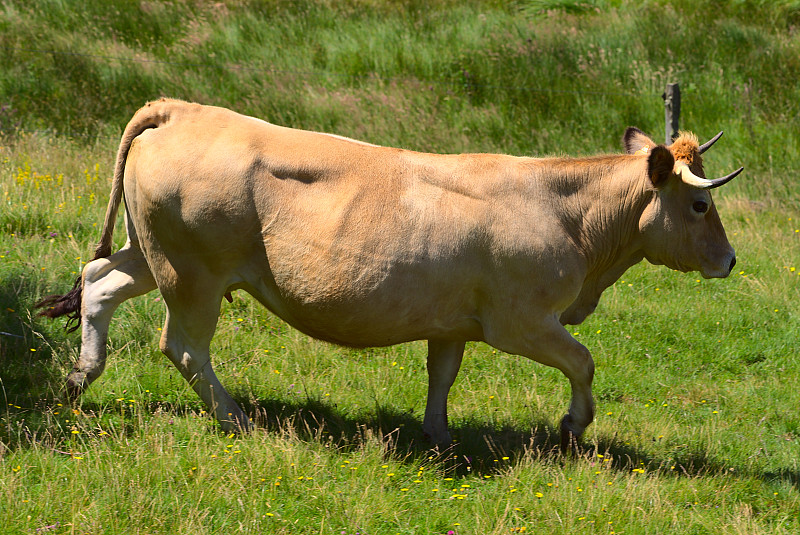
[622,126,645,142]
[623,127,655,154]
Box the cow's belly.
[248,280,486,347]
[278,302,484,348]
[236,242,487,347]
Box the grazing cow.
[38,99,742,450]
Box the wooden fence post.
[662,82,680,144]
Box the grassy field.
[1,0,799,533]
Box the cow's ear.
[647,145,675,188]
[623,127,656,155]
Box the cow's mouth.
[699,255,736,278]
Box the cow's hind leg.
[68,242,156,396]
[422,339,466,445]
[157,281,251,433]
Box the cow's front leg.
[69,244,156,397]
[422,339,466,445]
[559,357,595,454]
[488,316,595,453]
[541,323,595,453]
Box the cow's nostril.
[729,256,737,272]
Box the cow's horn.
[678,164,744,189]
[698,131,724,154]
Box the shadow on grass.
[231,394,800,490]
[4,367,799,491]
[241,395,565,474]
[0,268,68,403]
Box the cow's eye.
[692,200,709,214]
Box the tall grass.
[2,0,799,184]
[1,1,799,533]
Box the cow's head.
[624,127,743,278]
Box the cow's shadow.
[234,395,800,489]
[240,394,559,474]
[2,365,798,490]
[1,270,68,403]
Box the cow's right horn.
[698,131,724,154]
[678,163,744,189]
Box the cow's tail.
[37,98,173,330]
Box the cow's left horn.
[698,131,724,154]
[678,164,744,189]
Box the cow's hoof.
[422,429,452,447]
[219,413,254,434]
[559,416,581,455]
[64,371,88,401]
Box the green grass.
[2,1,800,533]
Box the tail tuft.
[36,276,83,333]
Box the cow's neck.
[551,157,652,325]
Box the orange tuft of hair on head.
[670,131,701,166]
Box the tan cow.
[39,99,742,450]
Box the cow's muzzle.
[702,253,736,279]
